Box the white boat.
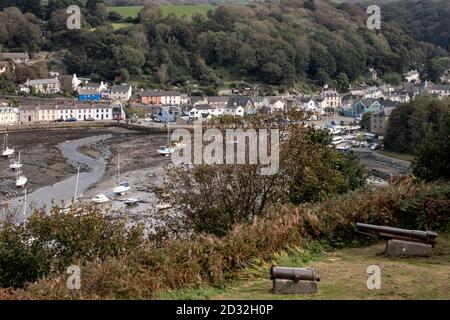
[157,122,177,155]
[91,194,110,204]
[9,151,23,170]
[124,198,140,206]
[113,154,130,195]
[2,132,14,157]
[15,170,28,188]
[113,182,130,195]
[157,146,175,155]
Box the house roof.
[374,107,396,117]
[141,90,180,97]
[428,84,450,91]
[207,96,230,103]
[78,88,101,95]
[379,100,400,108]
[0,52,29,60]
[192,104,213,111]
[112,85,131,93]
[0,107,18,113]
[227,96,251,108]
[19,103,111,111]
[25,78,60,86]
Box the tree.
[336,72,349,91]
[360,112,372,131]
[157,63,168,85]
[412,115,450,181]
[155,120,366,236]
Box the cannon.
[270,266,320,283]
[356,223,438,247]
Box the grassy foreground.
[158,234,450,300]
[107,5,217,18]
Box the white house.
[426,84,450,99]
[0,106,19,125]
[300,97,318,112]
[111,84,132,101]
[23,77,61,94]
[0,52,29,64]
[19,104,113,123]
[188,104,223,119]
[321,89,341,108]
[364,86,384,99]
[269,97,285,112]
[188,103,244,120]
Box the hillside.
[159,234,450,300]
[65,0,445,91]
[0,0,448,92]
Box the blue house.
[342,99,382,118]
[78,88,101,102]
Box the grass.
[379,150,414,162]
[111,23,132,30]
[107,5,217,19]
[157,234,450,300]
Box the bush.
[0,206,144,289]
[10,178,450,299]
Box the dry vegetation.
[2,177,448,300]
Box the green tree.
[360,112,372,131]
[412,116,450,181]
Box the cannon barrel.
[356,223,438,245]
[270,266,320,282]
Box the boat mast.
[23,188,27,216]
[74,165,80,203]
[117,154,120,184]
[167,121,170,146]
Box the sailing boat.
[2,131,14,157]
[62,165,81,213]
[9,151,23,170]
[23,188,27,216]
[157,121,175,155]
[73,165,80,203]
[15,169,28,188]
[113,154,130,195]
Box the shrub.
[11,178,450,299]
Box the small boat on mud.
[124,198,140,206]
[9,151,23,170]
[91,194,110,204]
[113,154,130,195]
[15,170,28,188]
[2,131,14,157]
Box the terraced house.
[0,52,29,64]
[22,78,61,95]
[0,106,19,125]
[19,104,116,123]
[111,85,132,101]
[140,90,181,105]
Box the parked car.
[359,141,370,148]
[85,117,95,122]
[55,117,64,122]
[65,117,77,122]
[370,143,382,151]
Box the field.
[107,5,217,18]
[158,234,450,300]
